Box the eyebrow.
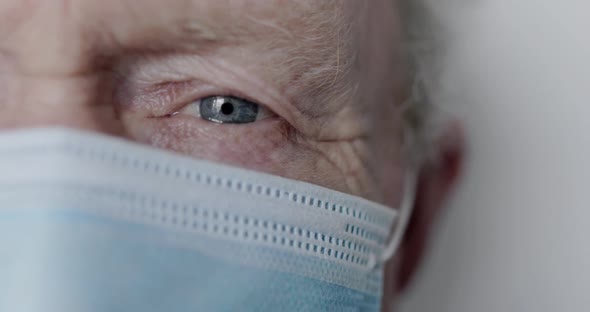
[117,0,349,50]
[113,0,297,51]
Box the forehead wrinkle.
[105,0,334,49]
[76,0,353,58]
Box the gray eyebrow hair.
[177,1,339,39]
[260,2,358,118]
[178,20,224,43]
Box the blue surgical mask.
[0,128,416,312]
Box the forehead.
[1,0,349,45]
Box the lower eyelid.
[155,105,280,127]
[132,115,297,172]
[151,113,287,138]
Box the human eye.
[176,95,275,124]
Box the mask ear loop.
[366,121,422,270]
[379,116,424,264]
[366,170,419,270]
[379,171,418,263]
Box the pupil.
[220,102,234,115]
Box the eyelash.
[138,80,271,120]
[176,95,275,124]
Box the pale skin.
[0,0,463,310]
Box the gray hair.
[398,0,445,165]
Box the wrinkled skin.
[0,0,463,310]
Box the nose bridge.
[1,74,123,135]
[19,74,99,114]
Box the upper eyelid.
[118,79,272,117]
[115,55,296,120]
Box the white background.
[399,1,590,311]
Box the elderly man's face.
[0,0,461,309]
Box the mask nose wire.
[366,171,418,270]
